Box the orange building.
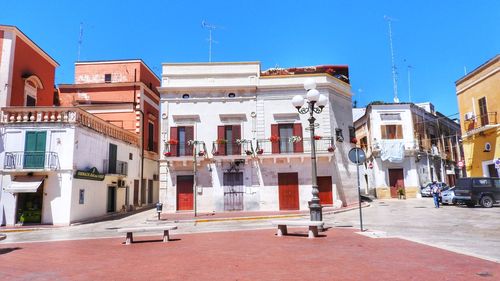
[0,25,58,107]
[58,60,161,206]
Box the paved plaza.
[1,198,499,280]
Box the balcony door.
[108,144,117,174]
[217,125,241,155]
[478,97,489,126]
[24,131,47,169]
[170,126,194,156]
[271,123,303,154]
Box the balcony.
[464,112,498,133]
[255,137,335,156]
[164,141,208,158]
[3,151,60,170]
[212,140,254,157]
[103,160,128,176]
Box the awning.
[3,176,45,193]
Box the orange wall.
[10,35,55,106]
[59,86,135,105]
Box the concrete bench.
[117,225,177,245]
[272,220,324,238]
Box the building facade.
[0,107,140,226]
[0,25,58,107]
[58,60,161,206]
[158,62,358,213]
[456,55,499,177]
[354,102,462,198]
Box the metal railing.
[464,112,498,132]
[255,137,335,155]
[4,151,60,170]
[164,141,208,158]
[103,160,128,176]
[212,140,254,156]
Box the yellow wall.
[456,55,500,176]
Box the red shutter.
[233,125,241,155]
[218,125,226,155]
[170,127,178,156]
[185,126,194,156]
[293,123,303,153]
[271,124,279,154]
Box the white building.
[158,62,358,213]
[354,102,462,198]
[0,107,141,226]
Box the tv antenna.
[406,62,414,102]
[202,20,220,62]
[77,22,84,62]
[384,15,399,103]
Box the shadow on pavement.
[121,238,182,245]
[0,247,21,255]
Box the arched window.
[24,75,44,106]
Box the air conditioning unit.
[484,142,491,152]
[464,112,475,120]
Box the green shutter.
[24,131,47,169]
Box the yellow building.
[456,55,500,177]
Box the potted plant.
[327,146,335,153]
[289,136,302,143]
[313,135,322,140]
[216,139,227,144]
[245,150,253,156]
[167,139,178,145]
[350,137,357,144]
[198,151,206,157]
[256,148,264,155]
[397,187,406,200]
[269,135,280,143]
[164,151,172,157]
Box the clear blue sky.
[2,0,499,116]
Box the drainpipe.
[133,69,145,207]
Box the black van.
[454,177,500,208]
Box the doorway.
[148,179,154,204]
[317,176,333,205]
[16,186,44,224]
[177,175,194,211]
[388,169,405,198]
[278,173,299,210]
[487,164,499,177]
[107,186,116,212]
[133,180,139,206]
[223,172,244,211]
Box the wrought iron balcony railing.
[103,160,128,176]
[255,137,335,155]
[464,112,498,132]
[164,141,208,158]
[212,140,254,156]
[4,151,60,170]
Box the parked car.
[440,187,456,205]
[420,182,447,197]
[453,177,500,208]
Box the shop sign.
[74,167,105,181]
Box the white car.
[441,187,456,205]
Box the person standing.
[431,181,441,208]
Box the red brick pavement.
[0,228,498,281]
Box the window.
[381,125,403,139]
[478,97,489,126]
[178,127,186,156]
[79,189,85,204]
[25,83,37,106]
[335,128,344,142]
[129,153,133,160]
[279,124,294,153]
[108,143,117,174]
[472,179,491,188]
[217,125,242,155]
[24,131,47,169]
[104,74,112,83]
[228,93,236,98]
[225,126,233,155]
[175,126,194,156]
[182,94,190,99]
[148,121,155,152]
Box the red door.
[317,176,333,205]
[278,173,299,210]
[388,169,405,198]
[177,176,194,211]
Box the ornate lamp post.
[292,78,328,221]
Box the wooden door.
[317,176,333,205]
[107,186,116,212]
[278,173,299,210]
[177,175,194,211]
[133,180,139,206]
[388,169,405,198]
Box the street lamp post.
[292,78,328,222]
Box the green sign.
[74,167,105,181]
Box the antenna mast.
[77,22,84,62]
[407,64,413,102]
[202,21,218,62]
[385,16,399,103]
